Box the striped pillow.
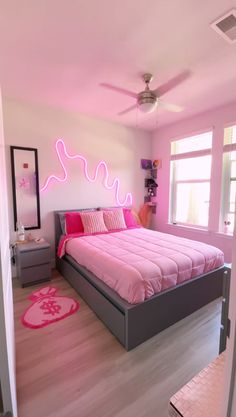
[103,208,127,230]
[80,211,108,234]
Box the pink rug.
[21,286,79,329]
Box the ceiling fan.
[100,71,190,116]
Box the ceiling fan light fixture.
[138,101,157,113]
[138,92,157,113]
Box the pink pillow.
[103,208,127,230]
[123,208,138,228]
[65,212,84,234]
[80,211,108,234]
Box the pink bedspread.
[64,228,224,304]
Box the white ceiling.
[0,0,236,131]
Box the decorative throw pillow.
[65,212,84,234]
[80,211,108,234]
[103,208,127,230]
[123,208,139,228]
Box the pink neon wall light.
[40,139,133,207]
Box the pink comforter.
[64,228,224,304]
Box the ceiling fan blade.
[118,104,137,116]
[158,100,184,112]
[100,83,137,98]
[154,70,191,97]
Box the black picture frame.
[10,146,41,231]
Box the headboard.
[54,208,97,253]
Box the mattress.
[64,228,224,304]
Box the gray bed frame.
[55,210,224,351]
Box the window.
[170,131,213,228]
[221,125,236,234]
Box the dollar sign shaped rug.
[21,286,79,329]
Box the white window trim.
[170,139,212,228]
[170,148,211,161]
[167,222,210,234]
[167,222,234,239]
[169,127,214,144]
[220,129,236,233]
[223,143,236,153]
[168,124,236,235]
[175,179,210,184]
[221,152,231,228]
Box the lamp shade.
[138,100,157,113]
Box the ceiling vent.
[211,9,236,43]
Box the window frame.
[221,130,236,234]
[170,131,213,229]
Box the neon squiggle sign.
[40,139,133,207]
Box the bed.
[55,209,225,350]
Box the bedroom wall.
[152,101,236,263]
[0,90,17,416]
[3,97,151,265]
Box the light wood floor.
[13,270,221,417]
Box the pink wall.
[3,97,151,266]
[152,102,236,263]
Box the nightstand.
[15,241,51,287]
